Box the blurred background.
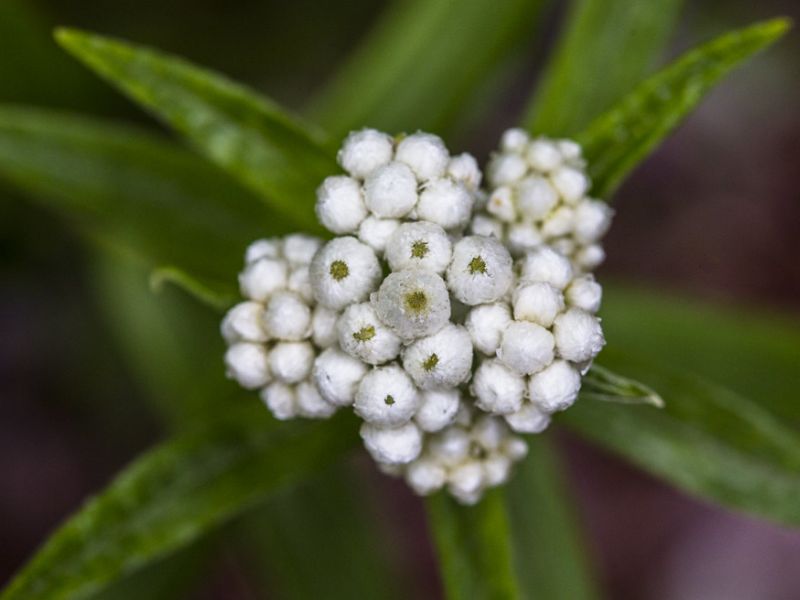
[1,0,799,598]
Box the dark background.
[2,0,799,598]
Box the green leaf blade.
[525,0,684,136]
[55,28,336,231]
[0,409,358,600]
[577,18,790,197]
[426,490,522,600]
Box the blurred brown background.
[1,0,799,598]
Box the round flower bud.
[465,302,512,355]
[296,380,337,419]
[503,436,530,460]
[500,128,529,153]
[245,238,281,263]
[416,179,473,230]
[488,153,527,186]
[447,236,513,305]
[360,421,423,465]
[263,291,311,341]
[513,282,565,327]
[429,426,471,467]
[239,257,288,302]
[553,308,605,363]
[221,301,267,343]
[316,176,367,234]
[516,176,558,220]
[312,347,368,406]
[224,342,270,389]
[364,162,418,218]
[448,462,484,505]
[574,200,613,244]
[470,214,503,239]
[558,140,583,163]
[566,275,602,313]
[575,244,606,271]
[483,454,513,487]
[287,265,313,303]
[447,153,482,190]
[415,388,461,432]
[498,321,555,375]
[486,186,516,222]
[372,269,451,341]
[337,128,394,178]
[310,237,381,310]
[519,246,574,290]
[526,138,562,172]
[472,359,525,414]
[358,216,401,253]
[283,234,322,265]
[260,381,296,420]
[337,302,402,365]
[402,324,473,389]
[395,132,449,181]
[551,166,589,204]
[528,359,581,413]
[406,457,447,494]
[311,305,339,348]
[386,222,452,274]
[551,237,576,257]
[472,415,507,451]
[269,341,314,383]
[541,205,575,239]
[354,365,420,427]
[507,223,543,256]
[504,403,551,434]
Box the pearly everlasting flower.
[315,176,367,234]
[552,308,605,363]
[360,421,423,465]
[358,215,401,253]
[364,162,418,218]
[354,364,420,427]
[313,347,369,407]
[497,321,555,375]
[337,302,402,365]
[385,221,453,274]
[224,342,271,389]
[221,301,267,343]
[446,236,513,305]
[338,129,394,178]
[465,302,512,355]
[471,358,525,414]
[268,341,315,384]
[476,129,613,271]
[415,388,462,432]
[372,268,451,341]
[402,324,473,389]
[310,236,382,311]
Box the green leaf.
[426,490,521,600]
[506,438,599,600]
[602,284,800,429]
[0,407,359,600]
[310,0,549,138]
[150,266,236,313]
[55,28,336,231]
[524,0,683,136]
[0,106,275,282]
[563,346,800,526]
[576,18,790,197]
[583,364,664,407]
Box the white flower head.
[488,152,527,186]
[574,243,606,271]
[499,128,530,153]
[395,132,449,181]
[364,161,418,218]
[402,324,473,389]
[310,236,382,310]
[507,222,543,256]
[415,388,462,432]
[486,186,516,222]
[372,268,451,341]
[358,215,401,253]
[504,402,551,434]
[337,128,394,179]
[337,302,402,365]
[497,320,555,375]
[287,264,313,303]
[516,176,558,220]
[512,282,565,328]
[465,302,512,355]
[553,308,605,363]
[360,421,423,465]
[263,291,311,341]
[528,359,581,413]
[315,175,367,234]
[245,238,282,263]
[471,358,525,415]
[295,380,338,419]
[448,462,484,505]
[525,138,562,173]
[312,347,368,407]
[447,153,482,190]
[550,166,589,204]
[385,221,452,274]
[224,342,271,389]
[447,235,513,305]
[565,274,602,313]
[406,457,447,494]
[354,364,420,427]
[282,234,323,265]
[221,301,267,343]
[311,305,339,348]
[519,246,574,290]
[470,214,503,240]
[268,341,314,384]
[260,381,296,420]
[239,257,288,302]
[416,178,474,230]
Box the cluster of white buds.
[472,128,613,271]
[222,127,611,504]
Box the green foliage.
[55,28,336,232]
[310,0,550,138]
[583,364,664,407]
[0,107,272,282]
[577,18,790,197]
[0,407,359,600]
[427,490,522,600]
[525,0,684,135]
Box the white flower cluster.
[473,128,613,271]
[222,128,610,504]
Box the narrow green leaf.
[0,407,359,600]
[506,438,599,600]
[563,346,800,526]
[55,28,336,230]
[583,364,664,408]
[577,18,790,197]
[0,106,275,282]
[525,0,683,136]
[310,0,549,137]
[150,266,236,313]
[426,490,521,600]
[603,284,800,429]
